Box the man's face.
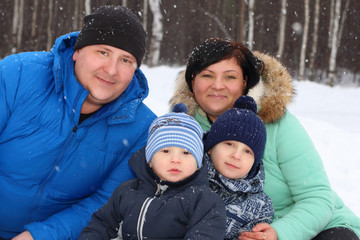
[73,44,137,113]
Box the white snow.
[142,65,360,216]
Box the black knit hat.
[74,5,146,68]
[185,38,263,95]
[204,96,266,179]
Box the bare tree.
[31,0,39,40]
[299,0,310,80]
[74,0,80,31]
[46,0,54,51]
[11,0,24,53]
[85,0,92,15]
[247,0,255,50]
[12,0,19,41]
[309,0,320,81]
[277,0,287,59]
[337,0,350,48]
[198,7,231,39]
[328,0,341,86]
[17,0,24,52]
[328,0,343,86]
[148,0,163,66]
[328,0,335,48]
[143,0,148,33]
[239,0,246,42]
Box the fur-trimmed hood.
[169,52,294,124]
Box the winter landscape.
[141,65,360,216]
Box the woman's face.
[192,58,247,122]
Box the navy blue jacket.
[79,147,227,240]
[0,32,156,239]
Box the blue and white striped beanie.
[145,103,204,168]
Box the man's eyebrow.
[121,53,136,60]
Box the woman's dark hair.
[185,38,264,95]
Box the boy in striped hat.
[79,104,226,240]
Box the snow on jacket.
[79,147,227,240]
[0,32,156,240]
[205,153,273,240]
[169,52,360,240]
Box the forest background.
[0,0,359,87]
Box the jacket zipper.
[136,183,168,240]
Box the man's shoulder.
[134,103,157,124]
[1,51,52,68]
[1,51,54,91]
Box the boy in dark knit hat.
[79,104,226,240]
[0,5,156,240]
[204,95,274,240]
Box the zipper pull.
[155,183,168,196]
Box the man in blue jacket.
[0,5,156,240]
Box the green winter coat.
[169,52,360,240]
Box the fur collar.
[169,52,294,124]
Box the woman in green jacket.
[170,38,360,240]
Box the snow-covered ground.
[142,65,360,216]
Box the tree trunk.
[148,0,163,66]
[328,0,341,86]
[85,0,91,15]
[46,0,54,51]
[143,0,148,34]
[73,0,79,31]
[247,0,255,50]
[122,0,128,7]
[16,0,24,51]
[277,0,287,59]
[11,0,19,53]
[328,0,335,48]
[299,0,309,81]
[239,0,246,43]
[337,0,350,48]
[309,0,320,81]
[31,0,39,39]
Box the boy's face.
[150,146,198,182]
[208,140,254,179]
[73,44,137,113]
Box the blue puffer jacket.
[0,32,156,240]
[79,148,227,240]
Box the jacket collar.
[169,52,294,124]
[205,153,265,194]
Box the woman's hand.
[12,231,33,240]
[239,223,277,240]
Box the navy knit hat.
[204,96,266,179]
[74,5,146,68]
[146,104,204,168]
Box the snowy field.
[141,65,360,216]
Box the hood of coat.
[169,52,294,124]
